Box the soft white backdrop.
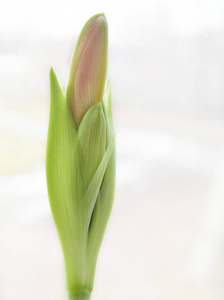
[1,0,224,299]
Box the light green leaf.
[85,133,115,228]
[86,103,116,290]
[46,68,86,289]
[78,103,106,189]
[103,80,113,124]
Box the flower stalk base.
[67,290,91,300]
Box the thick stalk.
[67,289,91,300]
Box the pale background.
[1,0,224,299]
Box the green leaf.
[46,68,86,289]
[103,80,113,124]
[86,103,116,290]
[78,103,106,189]
[85,133,115,228]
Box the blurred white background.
[1,0,224,299]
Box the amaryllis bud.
[46,14,115,300]
[66,13,108,126]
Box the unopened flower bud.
[66,13,108,126]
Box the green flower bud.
[46,14,115,300]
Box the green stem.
[67,289,91,300]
